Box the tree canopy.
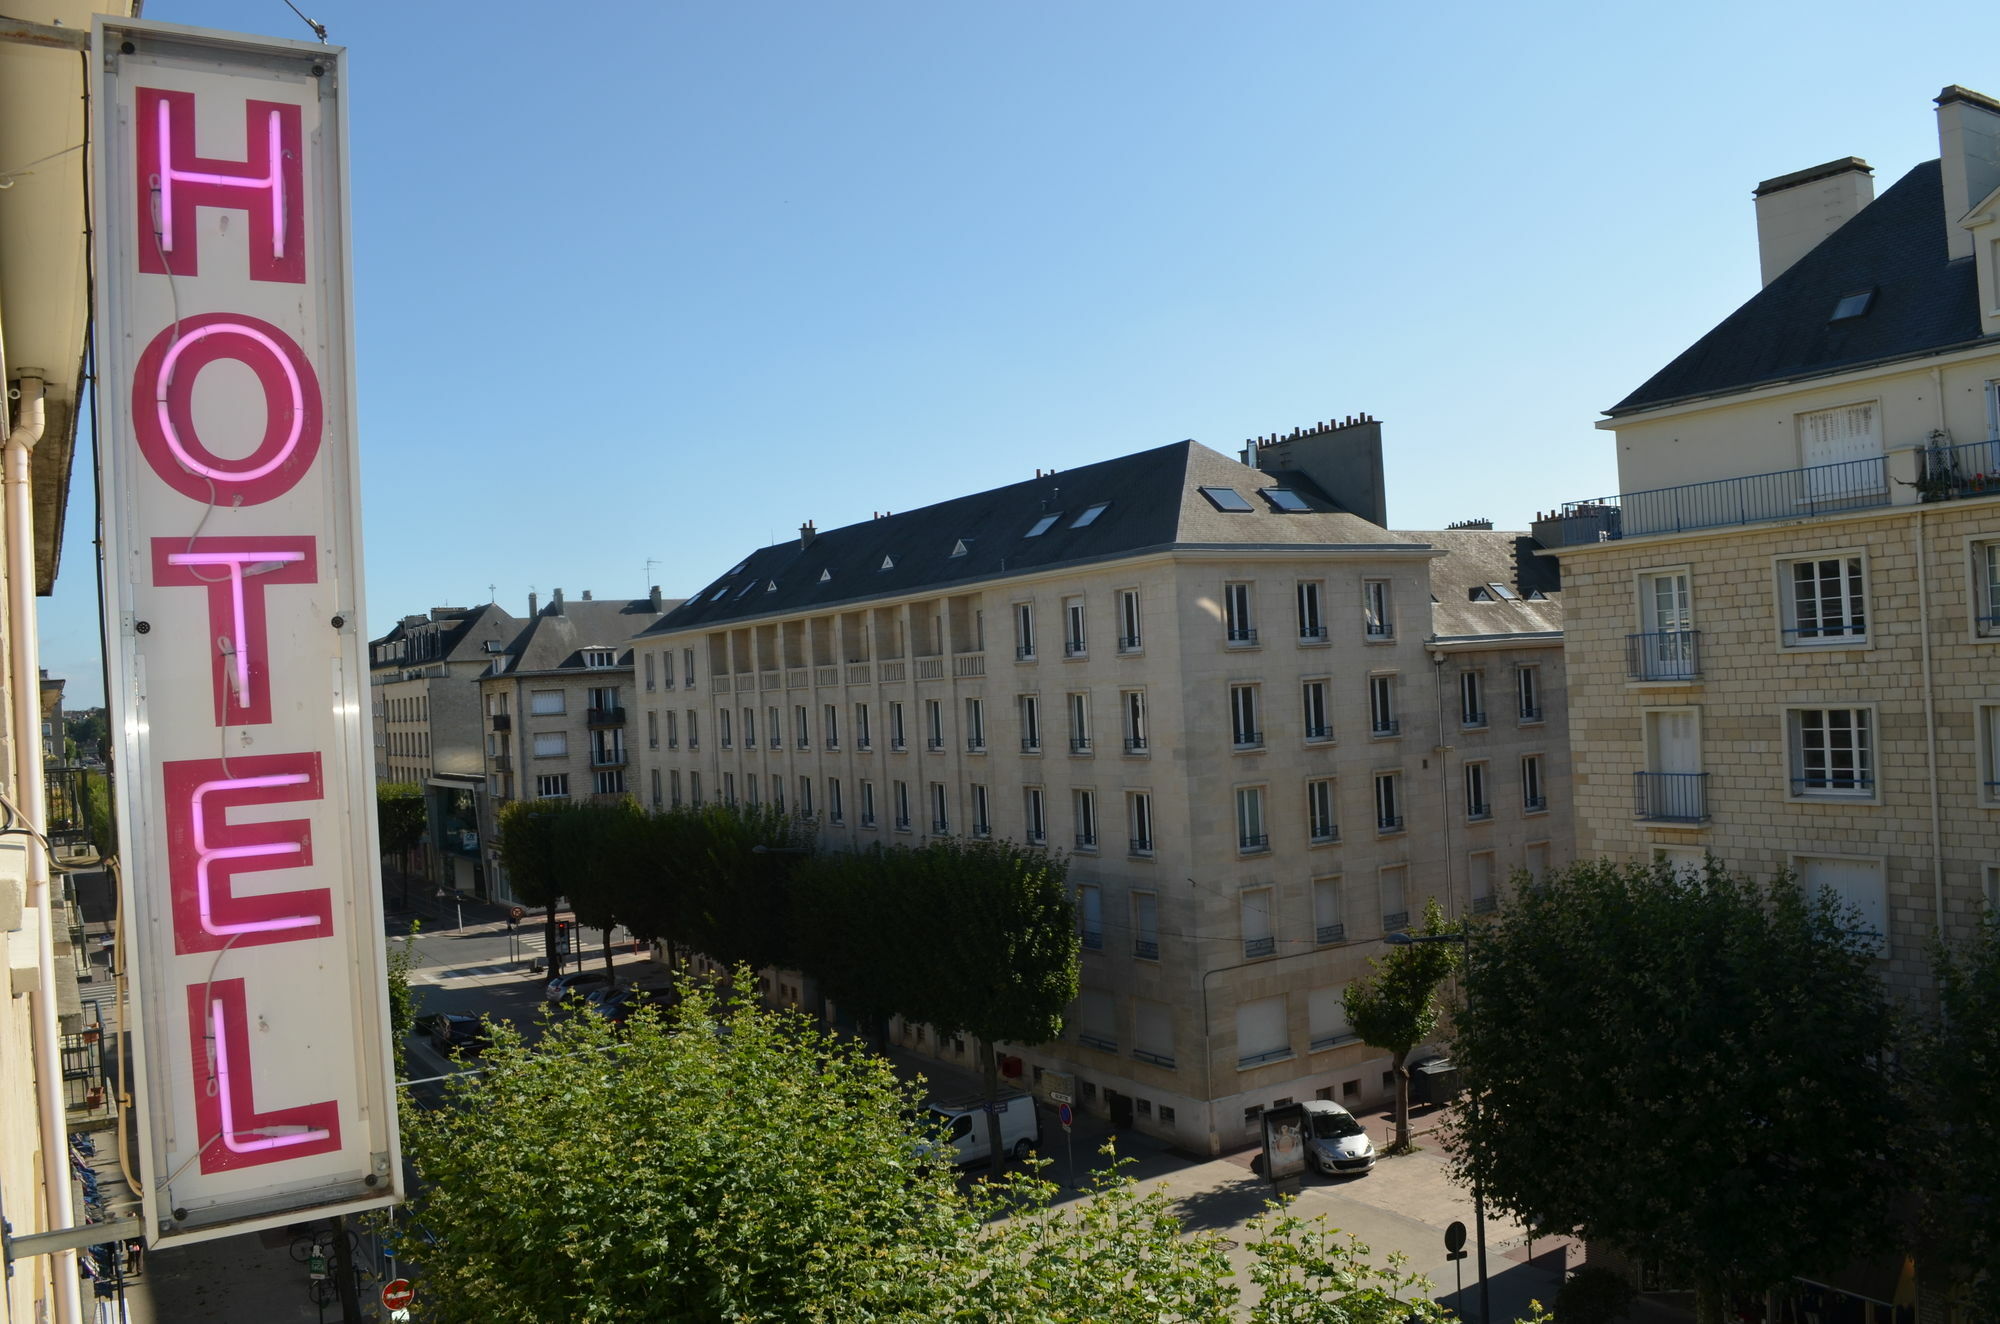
[1916,912,2000,1322]
[1449,858,1902,1315]
[376,781,427,859]
[1343,897,1460,1152]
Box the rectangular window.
[719,709,733,749]
[860,780,876,827]
[1118,589,1143,652]
[1236,786,1268,853]
[1468,852,1496,912]
[1133,996,1173,1066]
[769,706,782,747]
[930,782,949,834]
[1975,541,2000,638]
[643,651,656,691]
[1379,863,1409,931]
[1025,786,1046,844]
[1633,569,1698,680]
[688,770,701,805]
[1132,891,1159,960]
[722,772,738,805]
[1375,772,1403,833]
[1363,579,1393,639]
[1230,684,1261,748]
[1078,884,1103,950]
[890,702,906,751]
[799,777,814,819]
[1069,692,1092,754]
[1522,754,1547,811]
[1015,602,1036,660]
[530,690,565,716]
[1977,704,2000,806]
[1122,690,1148,753]
[669,769,681,807]
[1796,855,1888,955]
[926,699,945,752]
[1241,885,1275,958]
[855,702,872,750]
[532,731,567,758]
[1465,762,1491,820]
[894,780,911,830]
[683,648,695,687]
[1308,778,1337,843]
[666,710,680,749]
[746,774,760,807]
[971,784,990,837]
[650,769,663,808]
[827,777,843,823]
[1019,694,1041,752]
[1302,680,1332,742]
[1312,876,1344,944]
[1516,665,1543,722]
[1309,985,1354,1052]
[1297,580,1326,641]
[1129,791,1154,855]
[1224,582,1257,645]
[1064,598,1087,656]
[1237,995,1290,1068]
[595,768,626,796]
[1781,554,1867,645]
[646,710,659,749]
[1460,670,1486,727]
[1073,788,1098,849]
[686,710,699,750]
[535,774,568,798]
[823,704,839,748]
[796,705,811,747]
[1369,675,1398,736]
[1789,707,1875,797]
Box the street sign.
[307,1253,327,1280]
[1047,1091,1072,1105]
[381,1278,415,1310]
[1057,1103,1073,1130]
[1444,1219,1468,1260]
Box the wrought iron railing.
[1316,922,1345,944]
[1243,935,1275,958]
[1627,630,1701,680]
[1552,454,1892,544]
[1634,771,1708,823]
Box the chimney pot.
[1751,156,1874,286]
[649,585,663,611]
[581,590,592,601]
[528,592,538,616]
[553,588,565,614]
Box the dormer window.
[1071,503,1109,528]
[1259,487,1311,512]
[1025,513,1061,537]
[1829,289,1874,321]
[1199,486,1254,512]
[584,649,617,668]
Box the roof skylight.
[735,581,759,599]
[1071,502,1109,528]
[1198,486,1254,512]
[1830,289,1874,321]
[1487,582,1519,600]
[1260,487,1311,512]
[1025,513,1061,537]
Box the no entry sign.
[381,1278,415,1310]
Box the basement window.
[1259,487,1311,512]
[1026,513,1062,537]
[1830,289,1874,322]
[1071,502,1110,528]
[1199,486,1255,512]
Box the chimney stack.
[800,520,817,549]
[582,590,593,601]
[649,585,663,611]
[1752,157,1874,286]
[552,587,565,614]
[528,592,538,616]
[1937,85,2000,261]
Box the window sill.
[1236,1050,1296,1072]
[1296,636,1330,648]
[1785,792,1881,806]
[1309,1035,1360,1054]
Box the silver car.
[1300,1099,1376,1176]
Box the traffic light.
[553,919,571,955]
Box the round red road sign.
[381,1278,415,1310]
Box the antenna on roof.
[645,557,661,585]
[279,0,329,42]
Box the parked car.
[545,970,614,1004]
[423,1012,490,1055]
[1299,1099,1375,1177]
[589,983,676,1026]
[924,1090,1040,1167]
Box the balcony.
[1129,836,1153,856]
[1020,737,1041,753]
[890,737,907,752]
[1467,802,1492,821]
[1243,935,1275,959]
[490,754,511,772]
[1382,910,1410,931]
[1232,730,1263,750]
[1081,928,1103,951]
[1069,736,1092,754]
[1117,635,1143,652]
[1524,794,1547,812]
[1634,771,1709,823]
[1547,452,1903,546]
[1079,1033,1118,1053]
[586,707,625,727]
[1627,630,1702,681]
[1238,833,1269,854]
[931,818,949,834]
[1238,1045,1294,1068]
[926,737,945,752]
[1377,815,1404,833]
[1133,938,1159,960]
[1064,639,1087,658]
[1310,825,1339,844]
[972,823,991,839]
[1462,710,1486,729]
[894,815,912,831]
[966,737,986,753]
[590,750,627,768]
[856,737,872,752]
[1123,736,1147,753]
[1365,622,1393,640]
[1791,776,1874,797]
[1074,831,1097,851]
[1016,645,1036,661]
[860,813,877,828]
[1519,705,1543,722]
[1303,724,1332,742]
[1226,627,1259,647]
[490,713,511,731]
[1316,922,1345,944]
[1370,719,1400,738]
[1299,625,1327,642]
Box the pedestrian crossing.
[421,963,531,984]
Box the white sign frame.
[93,17,400,1246]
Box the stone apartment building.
[1544,86,2000,995]
[632,426,1571,1153]
[369,603,520,893]
[474,588,674,905]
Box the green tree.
[376,781,427,897]
[497,798,568,974]
[1342,897,1460,1153]
[558,800,652,985]
[1450,858,1903,1324]
[79,769,116,859]
[1916,912,2000,1323]
[384,921,420,1074]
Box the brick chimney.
[800,520,817,549]
[528,591,538,616]
[649,585,663,611]
[552,588,565,615]
[1752,157,1873,287]
[1937,85,2000,261]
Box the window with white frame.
[1230,684,1261,748]
[532,731,567,758]
[926,699,945,752]
[1236,785,1267,853]
[1307,778,1337,843]
[1068,692,1092,753]
[1128,791,1153,854]
[650,769,662,808]
[1073,788,1098,849]
[1077,884,1103,951]
[1789,707,1875,797]
[746,774,759,807]
[799,776,814,819]
[860,780,876,827]
[971,784,990,837]
[743,707,757,749]
[1465,762,1491,820]
[686,710,698,749]
[719,709,733,748]
[646,710,659,749]
[964,697,985,751]
[823,703,839,748]
[1522,753,1547,811]
[643,651,656,691]
[1309,985,1354,1052]
[535,774,568,798]
[1240,885,1275,958]
[1460,670,1486,727]
[1979,703,2000,806]
[796,705,810,747]
[1297,580,1326,641]
[1122,690,1147,753]
[1974,540,2000,638]
[1015,602,1036,660]
[1132,891,1159,960]
[530,689,565,716]
[1780,554,1867,645]
[1375,772,1403,833]
[1302,679,1332,742]
[584,649,617,668]
[1312,876,1344,944]
[1133,997,1173,1066]
[827,777,843,823]
[594,768,625,796]
[1024,786,1046,843]
[1797,855,1888,955]
[1516,665,1542,722]
[1224,582,1256,645]
[1236,995,1290,1068]
[929,782,948,834]
[855,701,871,749]
[1064,598,1087,656]
[1369,674,1398,736]
[1363,579,1393,639]
[670,769,682,806]
[1118,589,1143,651]
[889,701,906,750]
[1019,694,1041,751]
[682,648,695,687]
[893,780,911,830]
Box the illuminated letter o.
[131,312,323,506]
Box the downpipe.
[5,374,82,1324]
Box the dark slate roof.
[498,597,677,673]
[1414,529,1563,639]
[1610,159,1993,415]
[642,441,1409,635]
[369,603,520,670]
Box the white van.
[925,1090,1041,1167]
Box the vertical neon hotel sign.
[93,19,400,1244]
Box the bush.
[1555,1264,1636,1324]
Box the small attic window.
[880,555,896,571]
[1071,502,1109,528]
[766,580,779,592]
[1259,487,1311,512]
[727,560,749,576]
[1199,486,1254,512]
[1468,586,1495,602]
[950,539,972,557]
[1025,513,1061,537]
[818,568,832,583]
[1830,289,1874,322]
[709,587,729,602]
[1487,582,1519,601]
[735,581,759,599]
[1527,589,1549,601]
[483,640,504,652]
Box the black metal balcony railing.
[1782,624,1867,645]
[1118,635,1143,651]
[1020,736,1041,752]
[1383,910,1410,931]
[586,706,626,727]
[1081,928,1103,951]
[856,736,872,751]
[1075,832,1097,850]
[1227,627,1259,645]
[490,713,511,731]
[1551,453,1892,545]
[926,737,945,752]
[1243,935,1276,959]
[1519,705,1543,722]
[1366,622,1394,639]
[1133,939,1159,961]
[1634,771,1709,823]
[860,812,876,827]
[1524,794,1547,812]
[1016,645,1036,660]
[1304,724,1332,741]
[1064,639,1087,657]
[590,750,627,768]
[965,737,986,752]
[1378,814,1404,833]
[1131,1048,1175,1068]
[1316,922,1345,944]
[1467,801,1491,821]
[1462,710,1486,728]
[1299,625,1327,641]
[1238,833,1269,853]
[931,818,950,833]
[1026,829,1046,844]
[1070,736,1093,753]
[1472,895,1498,915]
[890,737,907,751]
[1129,836,1153,855]
[1079,1033,1118,1053]
[490,754,511,772]
[1371,718,1400,737]
[1917,437,2000,502]
[1792,776,1874,796]
[1124,736,1147,753]
[972,823,991,839]
[1311,825,1339,844]
[1626,630,1702,681]
[895,815,912,830]
[1233,730,1263,748]
[1239,1045,1293,1068]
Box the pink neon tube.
[165,549,305,706]
[156,100,286,260]
[212,998,329,1154]
[153,322,306,482]
[192,772,316,936]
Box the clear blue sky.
[40,0,2000,706]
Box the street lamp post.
[1385,929,1487,1324]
